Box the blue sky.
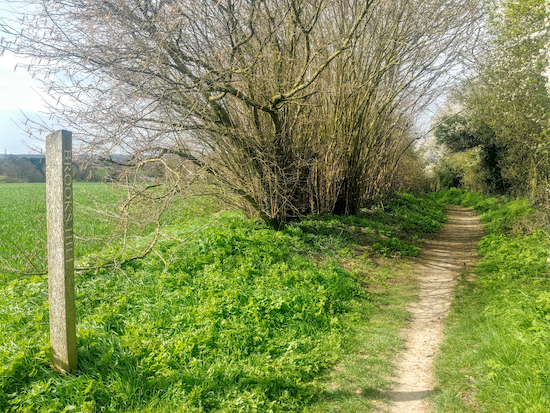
[0,1,50,154]
[0,51,49,154]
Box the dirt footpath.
[381,205,483,413]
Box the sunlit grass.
[431,189,550,412]
[0,182,222,278]
[0,187,446,412]
[0,183,122,275]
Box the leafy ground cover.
[431,189,550,412]
[0,185,445,412]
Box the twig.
[0,265,47,277]
[152,249,169,273]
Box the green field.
[0,183,126,275]
[0,182,223,276]
[0,183,448,412]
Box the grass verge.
[431,189,550,412]
[0,188,445,412]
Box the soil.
[380,205,483,413]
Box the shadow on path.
[381,205,483,413]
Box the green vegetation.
[0,183,47,273]
[0,185,446,412]
[433,0,550,200]
[0,182,222,275]
[432,189,550,412]
[0,183,128,274]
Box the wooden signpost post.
[46,130,78,373]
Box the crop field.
[0,184,446,412]
[0,182,222,277]
[0,183,129,276]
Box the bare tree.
[1,0,484,225]
[310,0,485,214]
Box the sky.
[0,1,50,155]
[0,51,49,154]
